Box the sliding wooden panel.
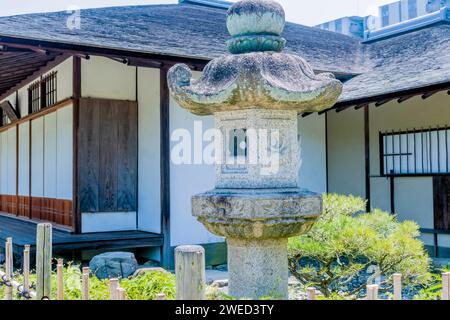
[434,176,450,230]
[78,99,100,212]
[99,100,118,211]
[117,100,137,211]
[78,98,137,213]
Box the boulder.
[89,252,138,280]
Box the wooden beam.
[0,101,20,122]
[73,56,81,234]
[0,36,209,72]
[375,99,392,107]
[354,103,368,110]
[397,95,415,103]
[336,105,351,113]
[0,99,73,133]
[127,57,164,69]
[333,82,450,110]
[160,68,171,268]
[422,91,439,100]
[318,108,332,115]
[0,53,70,102]
[364,106,371,212]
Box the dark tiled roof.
[340,24,450,102]
[0,3,449,103]
[0,3,363,75]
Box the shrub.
[0,263,176,300]
[287,194,431,298]
[414,264,450,300]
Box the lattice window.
[27,71,57,114]
[380,127,450,176]
[41,71,57,108]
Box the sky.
[0,0,396,26]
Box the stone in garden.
[168,0,342,300]
[89,252,138,279]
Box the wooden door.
[78,98,137,213]
[433,176,450,230]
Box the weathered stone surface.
[228,238,288,299]
[215,109,299,188]
[167,53,342,116]
[89,252,138,280]
[168,0,342,300]
[192,188,320,239]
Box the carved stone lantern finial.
[168,0,342,299]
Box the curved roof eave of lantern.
[167,0,343,115]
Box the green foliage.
[0,262,176,300]
[414,265,450,300]
[287,194,431,298]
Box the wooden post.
[109,278,119,300]
[442,272,450,300]
[57,259,64,300]
[393,273,402,300]
[366,284,379,300]
[23,245,30,298]
[116,287,126,300]
[175,245,206,300]
[36,223,52,300]
[156,293,166,300]
[82,267,90,300]
[306,287,316,300]
[4,237,13,300]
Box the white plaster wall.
[31,117,44,197]
[81,56,136,100]
[369,92,450,247]
[56,105,73,200]
[43,113,57,198]
[327,108,365,198]
[328,92,450,248]
[298,113,327,193]
[137,67,161,233]
[6,127,16,195]
[395,177,434,246]
[370,177,391,213]
[82,212,137,233]
[169,94,223,246]
[18,122,30,196]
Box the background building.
[316,0,449,38]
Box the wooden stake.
[175,245,206,300]
[109,278,119,300]
[306,287,316,300]
[57,259,64,300]
[366,284,379,300]
[23,245,30,298]
[36,223,52,300]
[393,273,402,300]
[4,237,13,300]
[156,293,166,300]
[81,267,90,300]
[116,287,126,300]
[442,272,450,300]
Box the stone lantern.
[168,0,342,299]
